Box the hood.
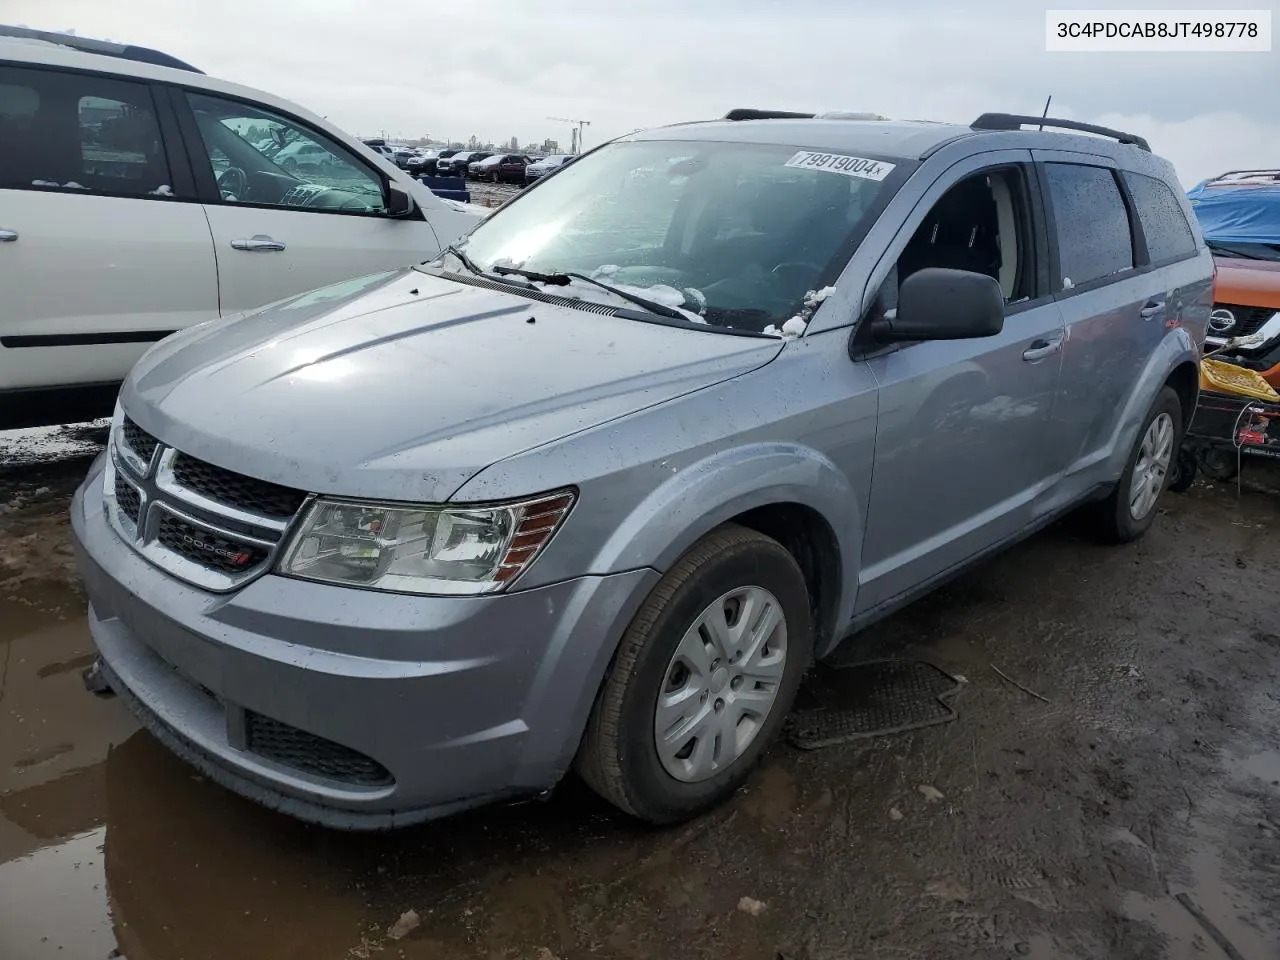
[1212,256,1280,310]
[123,270,781,503]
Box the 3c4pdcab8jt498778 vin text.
[73,108,1212,828]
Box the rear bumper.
[72,455,657,828]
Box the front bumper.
[72,455,656,829]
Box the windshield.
[1208,239,1280,262]
[444,139,902,332]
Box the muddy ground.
[1,425,1278,960]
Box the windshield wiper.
[491,264,571,285]
[441,243,484,275]
[490,265,695,322]
[562,272,693,322]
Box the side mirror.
[386,182,416,218]
[873,267,1005,342]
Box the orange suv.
[1188,169,1280,386]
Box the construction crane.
[547,116,591,155]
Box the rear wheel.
[1093,386,1182,543]
[576,525,813,823]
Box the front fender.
[1105,327,1200,478]
[588,442,863,631]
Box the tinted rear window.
[1123,171,1199,262]
[1045,163,1134,287]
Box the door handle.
[1022,337,1063,362]
[230,234,286,252]
[1139,300,1166,319]
[0,229,17,242]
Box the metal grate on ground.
[785,659,961,750]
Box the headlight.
[277,490,575,595]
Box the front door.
[177,90,441,316]
[856,159,1066,613]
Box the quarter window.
[1044,163,1134,288]
[1122,171,1198,263]
[185,92,386,215]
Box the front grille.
[122,417,159,464]
[109,414,301,591]
[1215,303,1279,338]
[172,453,307,519]
[245,712,393,786]
[155,512,268,573]
[114,475,141,523]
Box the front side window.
[0,66,171,197]
[1122,171,1198,263]
[447,140,902,331]
[1044,163,1134,287]
[185,92,386,214]
[896,167,1036,304]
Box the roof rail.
[970,112,1150,152]
[1206,169,1280,184]
[0,24,203,73]
[724,108,816,121]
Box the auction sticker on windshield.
[784,151,896,181]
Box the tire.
[575,524,813,824]
[1093,386,1183,543]
[1167,447,1197,493]
[1198,447,1240,482]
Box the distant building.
[541,138,560,154]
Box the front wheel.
[576,525,813,823]
[1093,386,1183,543]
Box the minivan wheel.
[1094,386,1183,543]
[576,524,813,824]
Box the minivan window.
[0,66,172,197]
[185,92,386,214]
[1044,163,1134,288]
[447,140,902,331]
[1122,171,1199,263]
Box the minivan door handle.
[1139,300,1166,318]
[230,235,286,252]
[0,228,17,242]
[1022,337,1063,362]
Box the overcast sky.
[6,0,1278,184]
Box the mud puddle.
[1,461,1278,959]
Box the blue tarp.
[1187,180,1280,246]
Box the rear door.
[1031,153,1178,505]
[0,64,216,401]
[173,89,441,315]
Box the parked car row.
[431,151,576,185]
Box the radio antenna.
[1038,96,1052,130]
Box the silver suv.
[73,109,1213,828]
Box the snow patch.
[590,264,620,279]
[62,181,87,190]
[149,184,174,197]
[764,286,836,338]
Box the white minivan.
[0,26,485,428]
